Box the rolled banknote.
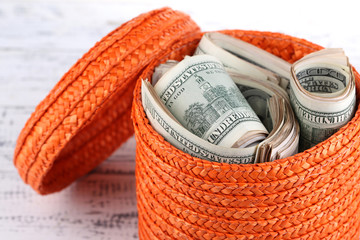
[229,71,299,162]
[142,79,257,164]
[290,48,356,151]
[195,32,291,90]
[142,57,299,163]
[153,55,268,148]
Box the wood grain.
[0,1,139,239]
[0,0,359,239]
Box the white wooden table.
[1,0,359,239]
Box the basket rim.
[133,29,360,172]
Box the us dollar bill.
[153,55,268,148]
[141,79,257,164]
[229,71,299,162]
[290,48,356,151]
[143,57,299,163]
[194,32,291,90]
[142,35,355,163]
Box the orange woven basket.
[14,7,360,240]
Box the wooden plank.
[0,1,139,239]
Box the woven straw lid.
[13,7,201,195]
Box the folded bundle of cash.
[142,32,356,164]
[195,32,291,90]
[142,53,298,163]
[290,48,356,151]
[142,55,268,164]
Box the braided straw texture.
[13,6,360,239]
[13,7,201,195]
[132,30,360,239]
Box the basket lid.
[13,7,201,195]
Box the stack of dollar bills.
[141,32,356,164]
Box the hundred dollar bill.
[229,71,299,162]
[194,32,291,90]
[290,48,356,151]
[153,55,268,148]
[142,79,257,164]
[145,59,299,163]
